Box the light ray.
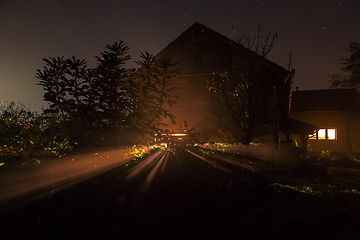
[186,149,233,174]
[141,152,169,193]
[160,152,168,173]
[175,151,185,179]
[0,148,133,213]
[126,150,163,180]
[211,155,256,172]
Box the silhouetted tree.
[37,42,134,146]
[85,42,135,144]
[329,41,360,89]
[130,53,179,142]
[208,25,292,145]
[64,57,89,121]
[37,42,179,146]
[90,42,133,128]
[37,57,70,119]
[37,56,92,148]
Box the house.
[155,22,294,142]
[290,88,360,158]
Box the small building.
[290,88,360,158]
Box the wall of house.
[162,74,220,141]
[348,112,360,155]
[157,36,234,75]
[290,111,360,156]
[157,31,235,140]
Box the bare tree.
[233,24,278,57]
[329,41,360,89]
[208,25,292,144]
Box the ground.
[1,146,360,239]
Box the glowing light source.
[318,129,326,140]
[309,130,317,139]
[308,128,337,140]
[327,129,336,140]
[171,133,187,137]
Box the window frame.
[309,128,337,141]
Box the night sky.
[1,0,359,112]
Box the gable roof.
[280,117,318,134]
[291,89,360,112]
[155,22,294,120]
[156,22,290,75]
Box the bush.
[0,101,45,162]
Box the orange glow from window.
[318,129,326,140]
[327,129,336,140]
[309,128,337,140]
[309,130,316,139]
[171,133,187,137]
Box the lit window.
[308,128,337,140]
[327,129,336,140]
[318,129,326,140]
[171,133,187,137]
[309,131,316,139]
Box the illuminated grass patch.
[272,182,360,196]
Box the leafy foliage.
[320,149,331,159]
[329,41,360,89]
[0,101,45,161]
[130,53,179,143]
[36,42,179,147]
[36,57,70,118]
[43,138,74,157]
[90,41,133,130]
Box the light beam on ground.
[126,150,163,180]
[186,149,233,174]
[141,152,169,192]
[0,148,133,213]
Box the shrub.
[320,150,331,159]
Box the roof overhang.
[280,118,318,135]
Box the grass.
[265,166,360,197]
[190,146,360,239]
[2,147,360,239]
